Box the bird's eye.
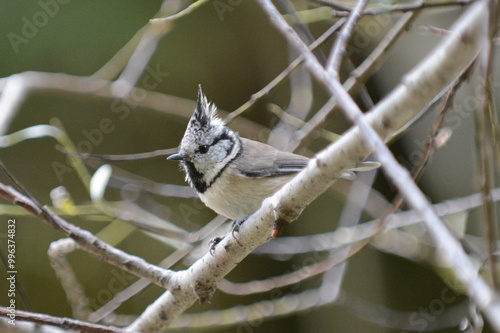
[198,145,209,154]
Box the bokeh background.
[0,0,499,332]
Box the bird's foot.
[209,236,224,256]
[231,214,252,246]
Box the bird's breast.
[199,167,295,220]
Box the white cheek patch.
[211,140,233,162]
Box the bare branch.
[0,182,173,290]
[0,307,126,333]
[256,186,500,256]
[476,10,500,289]
[224,18,346,123]
[326,0,370,73]
[288,11,417,151]
[311,0,477,16]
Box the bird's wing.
[236,138,309,178]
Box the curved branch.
[0,183,173,290]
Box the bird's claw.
[231,214,251,246]
[209,236,224,256]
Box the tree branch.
[326,0,369,73]
[0,182,173,290]
[311,0,477,16]
[0,307,125,333]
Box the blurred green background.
[0,1,498,332]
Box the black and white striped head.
[168,86,241,193]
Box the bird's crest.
[191,85,222,129]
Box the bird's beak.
[167,153,187,161]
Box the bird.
[168,86,377,241]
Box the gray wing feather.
[236,138,309,178]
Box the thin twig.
[371,65,473,246]
[348,11,417,86]
[288,12,417,151]
[150,0,209,23]
[277,0,328,64]
[336,291,471,331]
[267,0,316,148]
[0,307,126,333]
[89,246,192,323]
[97,1,185,96]
[476,16,500,289]
[110,26,165,98]
[89,215,228,322]
[255,186,500,255]
[219,242,365,295]
[0,72,197,126]
[0,250,31,311]
[56,145,177,161]
[319,168,378,302]
[267,103,342,141]
[312,0,477,16]
[420,25,500,44]
[326,0,370,74]
[221,170,377,296]
[169,288,469,331]
[224,18,346,123]
[84,160,196,198]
